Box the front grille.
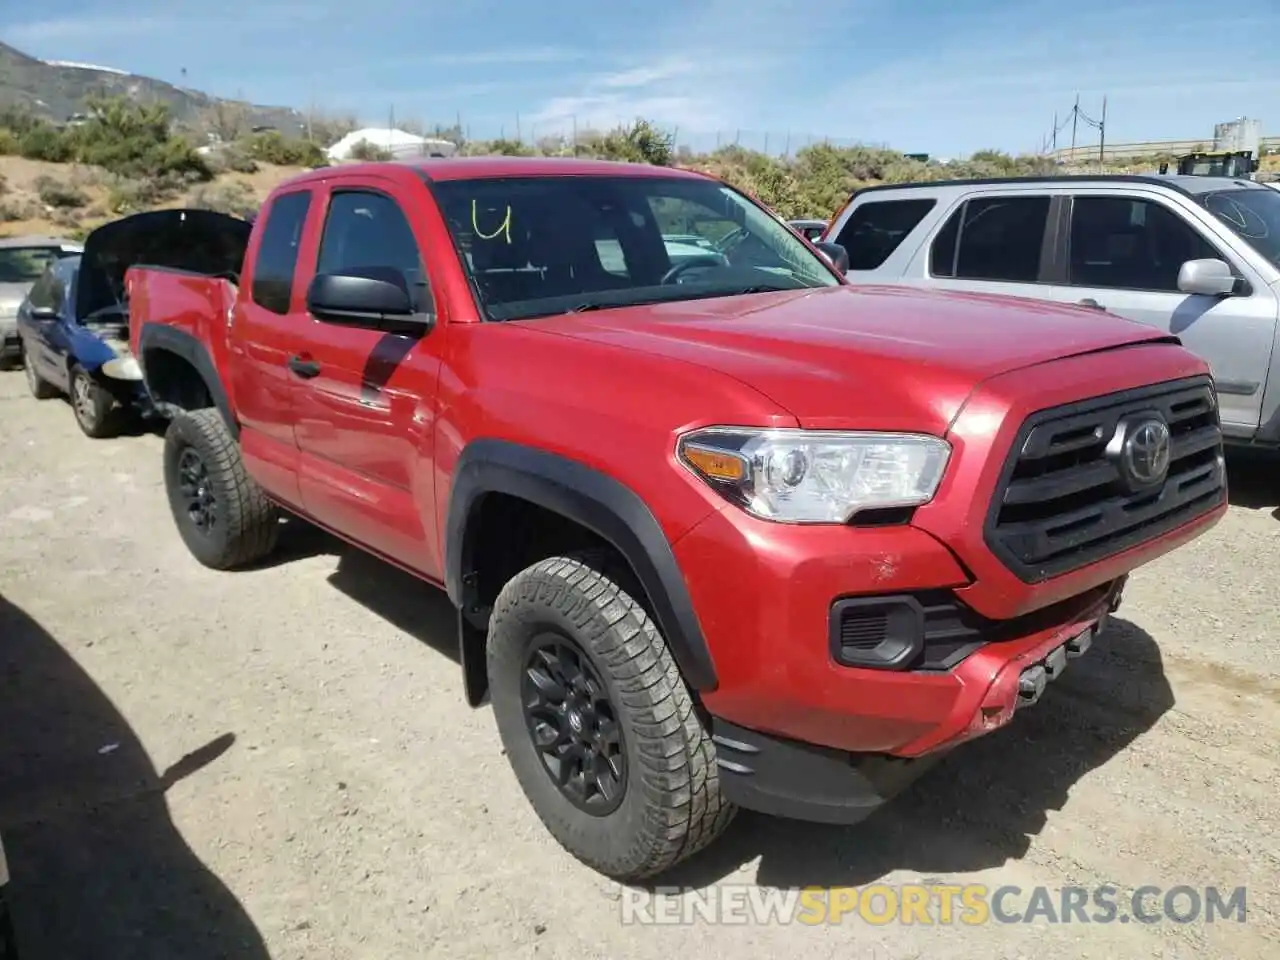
[984,376,1224,583]
[829,581,1117,671]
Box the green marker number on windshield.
[472,199,513,243]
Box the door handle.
[1077,298,1105,310]
[287,355,321,379]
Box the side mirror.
[305,266,429,331]
[28,305,58,321]
[1177,258,1238,297]
[813,241,850,274]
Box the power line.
[1048,94,1107,162]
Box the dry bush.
[35,174,90,209]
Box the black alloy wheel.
[522,633,627,815]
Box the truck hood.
[77,208,251,321]
[530,284,1178,433]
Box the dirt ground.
[0,369,1277,960]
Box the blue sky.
[4,0,1277,157]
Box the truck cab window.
[317,191,425,287]
[251,191,312,314]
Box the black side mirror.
[28,306,59,321]
[305,266,430,333]
[813,241,850,274]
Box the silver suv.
[822,175,1280,443]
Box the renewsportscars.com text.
[619,884,1248,926]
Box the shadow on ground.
[326,548,460,664]
[1225,448,1280,516]
[0,594,269,960]
[654,616,1172,890]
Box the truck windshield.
[1200,188,1280,265]
[431,175,842,321]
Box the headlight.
[101,356,143,380]
[676,427,951,523]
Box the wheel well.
[143,348,213,411]
[458,493,661,707]
[465,492,637,611]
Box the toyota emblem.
[1122,418,1172,486]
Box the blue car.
[16,208,250,438]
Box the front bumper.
[709,583,1123,824]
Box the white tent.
[326,127,458,162]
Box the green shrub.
[243,131,328,167]
[347,139,393,162]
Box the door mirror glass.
[305,266,425,329]
[1177,258,1237,297]
[812,241,850,274]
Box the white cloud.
[526,0,833,136]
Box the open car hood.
[76,208,251,321]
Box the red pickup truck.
[122,157,1226,881]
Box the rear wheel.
[24,350,57,400]
[69,363,121,438]
[487,553,735,881]
[163,408,279,569]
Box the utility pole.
[516,112,522,143]
[1051,111,1058,154]
[1070,93,1079,163]
[1098,96,1107,165]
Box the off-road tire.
[163,407,279,569]
[487,552,735,881]
[23,349,57,400]
[69,363,122,438]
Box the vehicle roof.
[282,156,714,188]
[0,234,81,249]
[850,173,1270,199]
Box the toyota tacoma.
[124,157,1226,880]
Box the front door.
[1035,194,1277,432]
[291,176,447,578]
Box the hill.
[0,41,305,133]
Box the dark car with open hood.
[17,209,250,438]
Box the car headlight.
[101,355,143,380]
[677,427,951,523]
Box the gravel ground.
[1,369,1278,960]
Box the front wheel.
[69,363,121,438]
[162,408,280,569]
[487,553,735,881]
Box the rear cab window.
[833,198,936,270]
[930,195,1052,283]
[251,191,312,314]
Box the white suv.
[821,174,1280,445]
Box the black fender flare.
[137,323,238,438]
[445,438,719,695]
